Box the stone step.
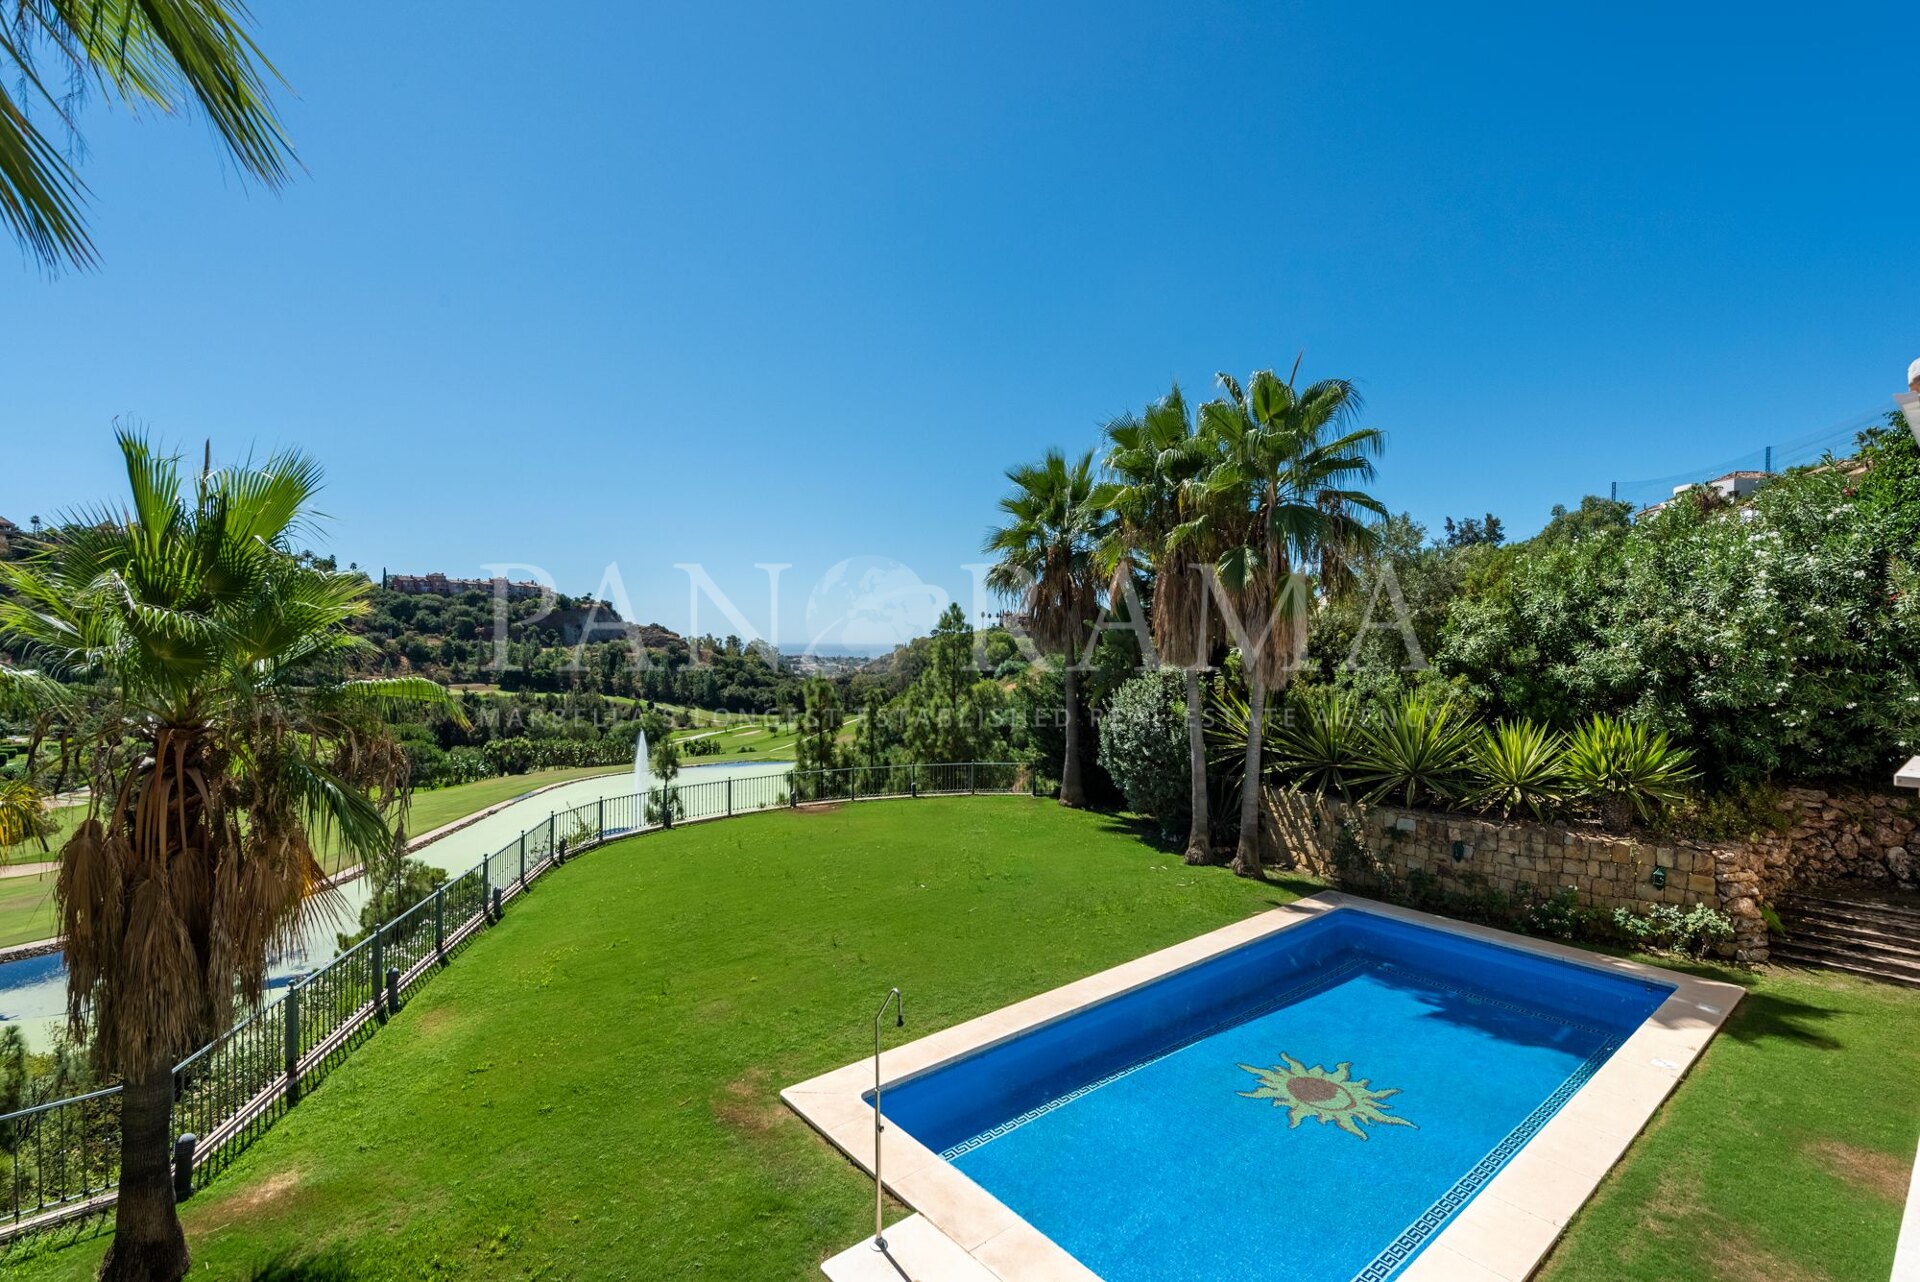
[1773,931,1920,967]
[1771,942,1920,990]
[1780,914,1920,958]
[821,1215,998,1282]
[1783,893,1920,929]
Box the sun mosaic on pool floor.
[1237,1054,1417,1139]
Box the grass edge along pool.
[874,908,1674,1282]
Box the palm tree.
[1097,384,1222,863]
[0,668,69,847]
[0,778,45,846]
[0,432,460,1282]
[2,1,293,270]
[984,449,1103,807]
[1199,366,1386,877]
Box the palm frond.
[1,0,295,270]
[0,665,78,717]
[329,677,471,727]
[0,80,95,267]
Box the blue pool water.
[877,909,1672,1282]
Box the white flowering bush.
[1433,421,1920,786]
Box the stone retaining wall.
[1262,785,1920,965]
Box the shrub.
[1612,903,1734,956]
[336,857,449,949]
[1563,715,1697,830]
[1096,670,1191,834]
[1518,886,1602,940]
[1659,782,1792,841]
[440,746,492,787]
[1466,719,1567,819]
[1354,692,1477,808]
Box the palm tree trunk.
[1060,663,1085,807]
[1182,669,1211,865]
[1232,679,1266,878]
[99,1066,189,1282]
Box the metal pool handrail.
[872,986,904,1252]
[0,761,1039,1240]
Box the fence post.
[434,887,446,962]
[791,775,799,808]
[172,1131,197,1203]
[848,769,855,802]
[598,796,605,841]
[519,829,527,889]
[970,762,977,794]
[547,812,556,868]
[726,776,734,817]
[371,925,386,1022]
[284,981,302,1105]
[910,763,917,798]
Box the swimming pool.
[788,895,1741,1282]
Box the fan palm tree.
[0,778,46,845]
[2,0,293,270]
[0,432,460,1282]
[0,667,69,847]
[1199,366,1386,877]
[1097,383,1222,862]
[984,449,1103,807]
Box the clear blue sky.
[5,1,1917,650]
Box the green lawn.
[0,871,57,948]
[7,799,1916,1281]
[0,766,629,948]
[1540,960,1920,1282]
[669,716,803,761]
[400,764,629,838]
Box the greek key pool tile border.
[786,891,1745,1282]
[1351,1033,1622,1282]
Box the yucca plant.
[1562,715,1698,831]
[1270,687,1367,800]
[1467,720,1568,820]
[1354,691,1477,808]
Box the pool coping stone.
[786,890,1745,1282]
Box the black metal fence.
[0,761,1037,1238]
